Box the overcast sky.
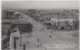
[2,1,79,9]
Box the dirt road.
[16,13,79,50]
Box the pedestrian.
[37,38,39,43]
[42,28,43,30]
[23,44,26,50]
[49,35,52,38]
[37,38,40,48]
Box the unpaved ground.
[17,14,79,50]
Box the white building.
[50,17,78,30]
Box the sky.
[2,1,79,9]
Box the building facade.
[50,18,78,30]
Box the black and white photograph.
[1,1,79,50]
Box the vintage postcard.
[1,0,79,50]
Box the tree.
[25,23,33,37]
[18,23,33,37]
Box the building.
[51,17,78,30]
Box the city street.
[13,14,79,50]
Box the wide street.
[14,13,79,50]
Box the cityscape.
[2,1,79,50]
